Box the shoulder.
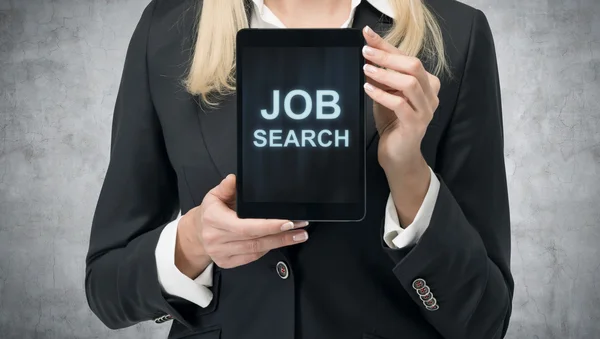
[424,0,486,31]
[136,0,200,78]
[131,0,197,47]
[425,0,478,44]
[424,0,480,18]
[424,0,494,51]
[423,0,496,78]
[151,0,199,22]
[145,0,198,49]
[419,1,498,127]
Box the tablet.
[236,29,366,222]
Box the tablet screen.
[240,45,362,204]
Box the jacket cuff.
[114,220,195,329]
[156,217,215,308]
[382,177,489,316]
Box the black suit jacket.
[85,1,514,338]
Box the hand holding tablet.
[178,174,310,272]
[236,29,366,221]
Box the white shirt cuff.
[383,166,440,249]
[155,216,215,308]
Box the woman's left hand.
[361,26,441,174]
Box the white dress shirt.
[155,0,442,309]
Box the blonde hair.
[185,0,449,106]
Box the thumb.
[211,174,237,203]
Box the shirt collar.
[250,0,394,19]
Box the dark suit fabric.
[85,0,514,338]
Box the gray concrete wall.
[0,0,598,338]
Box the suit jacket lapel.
[196,1,392,178]
[196,96,237,177]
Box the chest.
[151,84,446,213]
[145,14,455,215]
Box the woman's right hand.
[175,174,309,278]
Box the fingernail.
[281,221,294,231]
[293,221,310,228]
[364,82,375,92]
[293,231,309,242]
[362,45,376,56]
[364,25,376,38]
[363,64,378,74]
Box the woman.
[85,0,513,338]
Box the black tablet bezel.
[236,28,366,222]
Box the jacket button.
[276,261,289,279]
[423,297,437,307]
[412,278,426,290]
[420,292,433,301]
[426,304,439,311]
[416,285,430,296]
[154,314,172,323]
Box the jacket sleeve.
[84,1,209,330]
[382,9,514,339]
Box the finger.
[207,220,309,243]
[365,75,393,93]
[364,64,431,114]
[364,82,416,122]
[362,25,403,56]
[206,203,309,238]
[428,72,441,96]
[227,230,309,255]
[362,46,434,100]
[362,26,441,103]
[208,174,237,204]
[230,219,310,238]
[361,25,410,94]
